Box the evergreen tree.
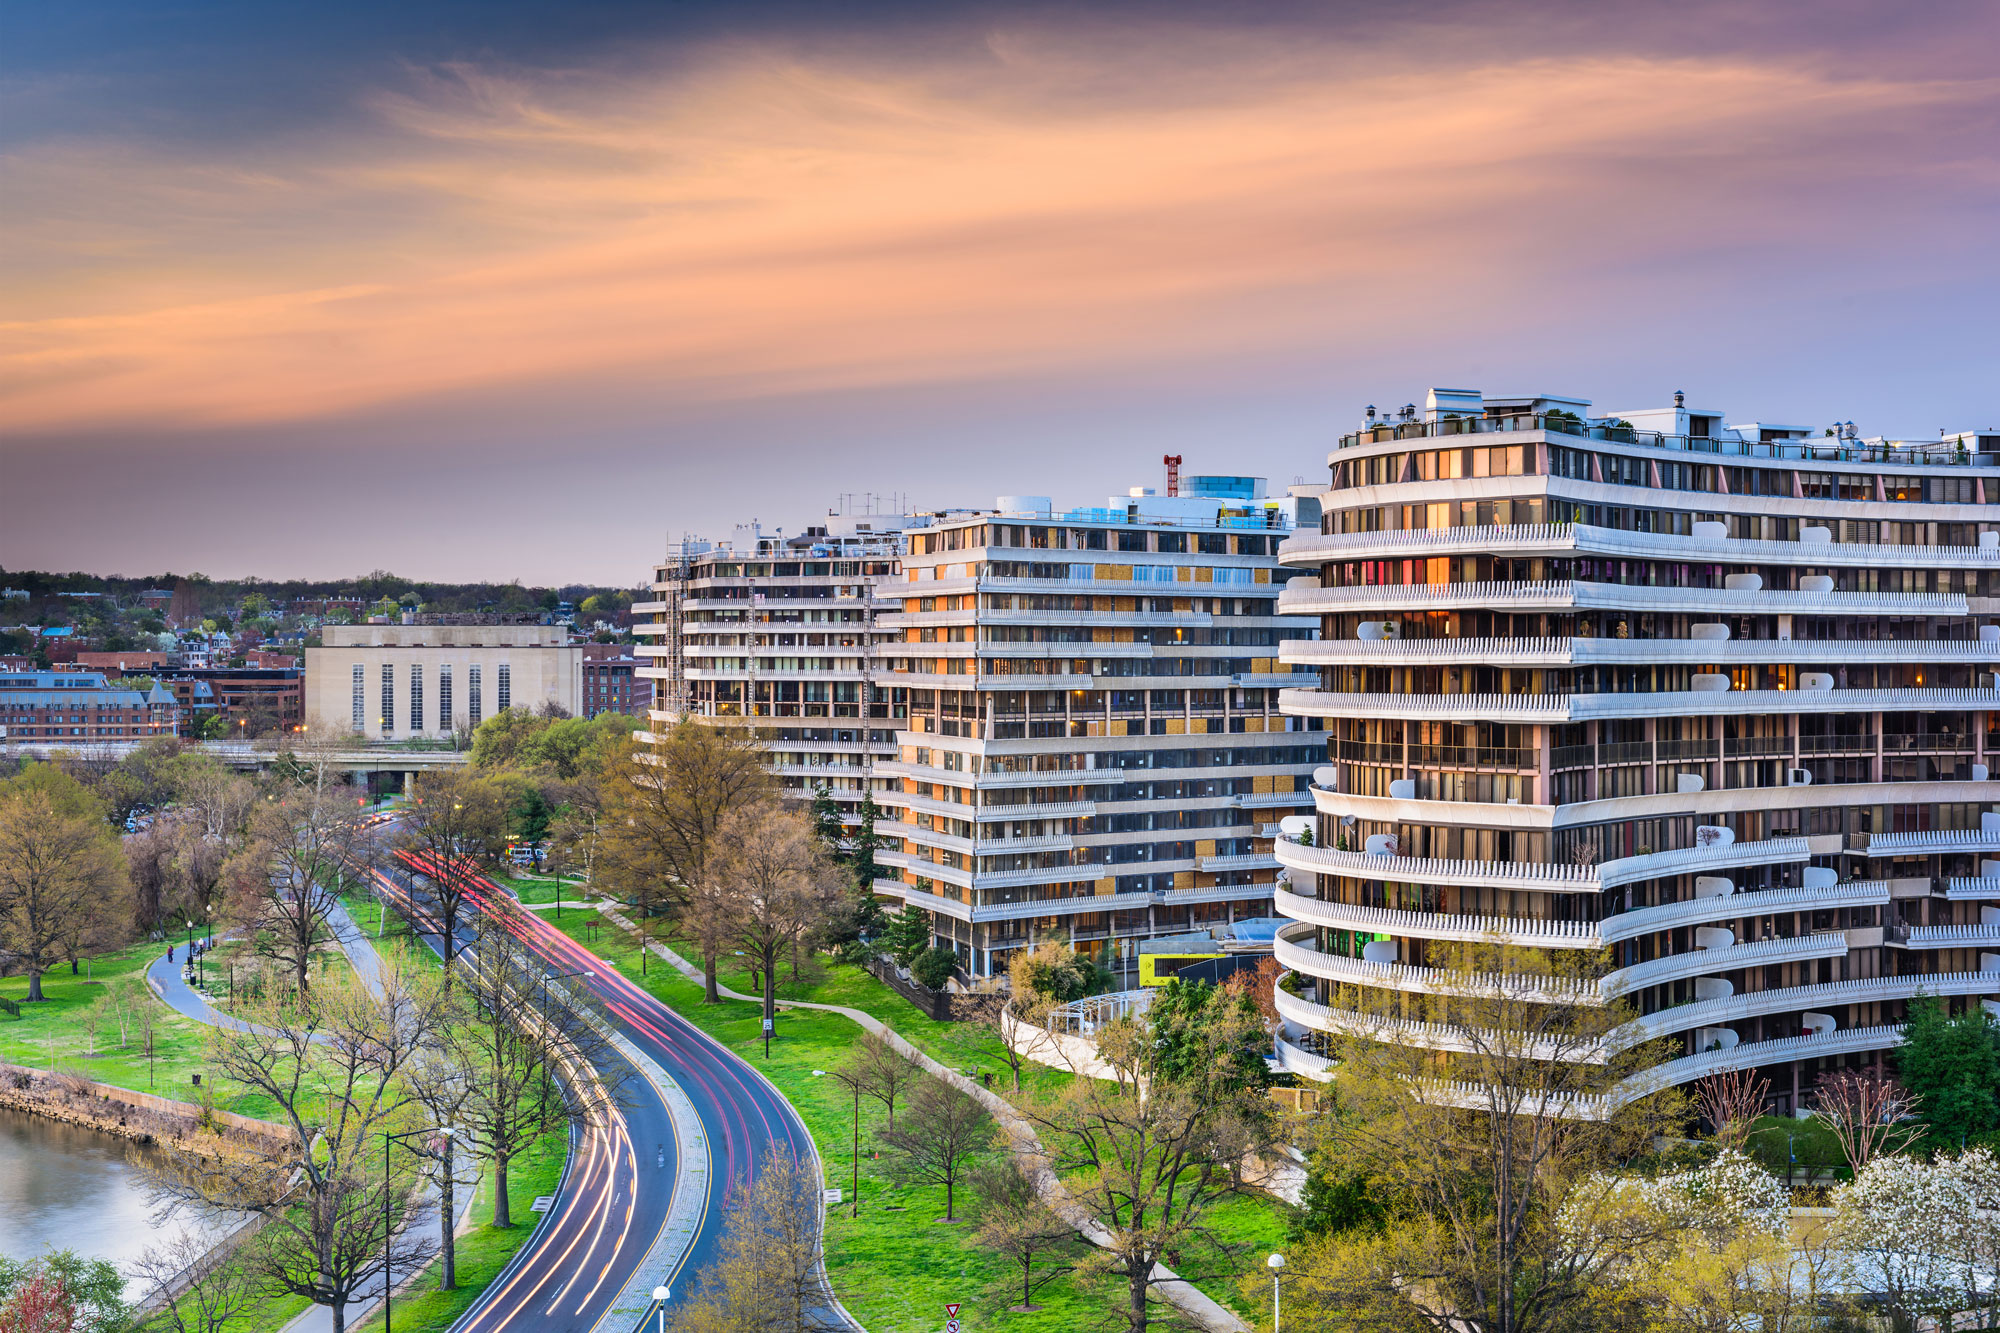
[882,905,931,966]
[808,786,846,859]
[1895,994,2000,1146]
[848,790,886,888]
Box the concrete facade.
[305,622,581,739]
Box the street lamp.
[652,1285,671,1333]
[384,1126,454,1333]
[1267,1253,1284,1333]
[540,967,595,1019]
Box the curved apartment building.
[1273,388,2000,1114]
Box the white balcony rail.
[1279,579,1966,618]
[1273,924,1595,1002]
[1867,829,2000,856]
[1280,636,2000,668]
[1274,987,1600,1061]
[1274,835,1599,891]
[1279,686,2000,724]
[1278,522,2000,570]
[1601,932,1849,998]
[1599,881,1890,944]
[1272,887,1600,948]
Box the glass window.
[469,665,483,726]
[380,663,394,736]
[350,664,364,731]
[497,663,511,712]
[409,664,424,733]
[439,665,453,729]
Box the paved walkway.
[595,902,1248,1333]
[142,912,477,1333]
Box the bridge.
[3,738,470,787]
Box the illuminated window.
[351,664,364,731]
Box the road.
[377,851,822,1333]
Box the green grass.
[547,911,1293,1330]
[349,1125,571,1333]
[0,938,286,1120]
[486,869,583,906]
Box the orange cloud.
[0,28,1988,433]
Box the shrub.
[911,946,958,991]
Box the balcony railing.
[1600,931,1849,998]
[1867,828,2000,856]
[1281,635,2000,669]
[1598,881,1890,945]
[1333,412,1988,469]
[1274,835,1598,890]
[1280,686,2000,725]
[1279,522,2000,569]
[1273,923,1595,1002]
[1272,888,1599,947]
[1279,578,1967,618]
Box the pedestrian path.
[593,901,1248,1333]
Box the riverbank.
[0,1059,287,1154]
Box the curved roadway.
[376,852,818,1333]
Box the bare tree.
[674,1143,841,1333]
[1812,1067,1922,1173]
[425,915,626,1231]
[222,786,368,997]
[0,783,129,1001]
[148,957,445,1333]
[968,1161,1082,1312]
[711,804,845,1033]
[130,1230,266,1333]
[398,769,508,974]
[1695,1068,1770,1151]
[848,1030,923,1131]
[878,1077,991,1222]
[596,722,772,1001]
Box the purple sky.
[5,1,2000,583]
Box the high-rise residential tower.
[1273,388,2000,1113]
[634,519,919,828]
[872,477,1325,979]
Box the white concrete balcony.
[1273,1032,1335,1081]
[880,610,1216,629]
[974,799,1100,820]
[1278,578,1966,619]
[1616,1025,1908,1106]
[971,865,1105,890]
[1275,835,1599,891]
[1597,838,1814,888]
[871,790,995,821]
[1280,636,2000,670]
[1868,828,2000,857]
[1157,883,1278,907]
[1232,790,1315,808]
[1907,923,2000,949]
[1598,881,1891,945]
[1274,923,1596,1002]
[1275,989,1591,1060]
[686,667,870,681]
[873,760,1123,789]
[1198,851,1280,872]
[1601,932,1849,998]
[885,826,1077,858]
[1272,887,1600,948]
[1946,878,2000,899]
[1278,522,2000,571]
[1277,832,1810,893]
[1624,970,2000,1045]
[968,890,1155,922]
[1279,686,2000,725]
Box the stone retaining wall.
[0,1061,290,1154]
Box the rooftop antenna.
[1163,455,1183,497]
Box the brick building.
[580,643,644,718]
[165,667,304,736]
[0,671,178,743]
[71,651,174,676]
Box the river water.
[0,1104,200,1299]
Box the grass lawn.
[486,869,584,907]
[545,911,1293,1331]
[0,938,285,1120]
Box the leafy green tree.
[912,945,958,990]
[0,1247,128,1333]
[1147,977,1270,1095]
[881,904,931,966]
[808,786,846,859]
[1895,994,2000,1146]
[511,784,553,850]
[848,790,887,890]
[1289,1164,1392,1242]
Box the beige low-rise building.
[305,620,582,739]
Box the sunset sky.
[6,1,2000,583]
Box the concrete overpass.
[4,739,470,789]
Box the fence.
[864,957,996,1024]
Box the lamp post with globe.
[1267,1253,1284,1333]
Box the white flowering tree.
[1834,1147,2000,1329]
[1560,1152,1854,1332]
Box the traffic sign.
[947,1321,961,1333]
[946,1305,960,1317]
